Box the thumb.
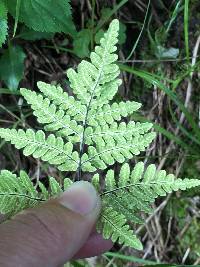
[0,181,101,267]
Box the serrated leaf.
[91,173,100,191]
[63,178,73,191]
[82,132,156,171]
[0,171,69,215]
[6,0,76,37]
[0,45,25,90]
[36,81,86,121]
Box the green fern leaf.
[49,177,63,195]
[81,132,156,171]
[105,170,116,190]
[1,18,199,251]
[88,101,141,126]
[37,82,86,122]
[19,171,38,198]
[0,128,78,171]
[91,173,100,191]
[93,163,200,248]
[2,19,154,175]
[85,121,153,145]
[103,195,143,224]
[63,178,73,191]
[98,206,143,250]
[20,88,83,142]
[38,182,49,200]
[118,163,130,187]
[0,170,41,214]
[101,163,200,222]
[130,162,144,183]
[0,171,73,214]
[67,19,121,107]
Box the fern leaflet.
[0,170,72,215]
[0,128,78,171]
[95,162,200,248]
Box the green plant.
[0,19,199,250]
[0,0,76,45]
[0,0,76,91]
[0,44,25,89]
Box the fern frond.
[81,132,156,171]
[0,128,79,171]
[20,88,82,142]
[1,19,199,251]
[91,163,200,248]
[11,19,154,176]
[101,163,200,222]
[98,206,143,250]
[67,19,121,108]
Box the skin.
[0,181,112,267]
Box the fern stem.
[77,37,110,179]
[0,193,45,202]
[78,68,103,179]
[100,181,173,196]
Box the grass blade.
[119,64,200,140]
[125,0,151,61]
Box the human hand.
[0,181,112,267]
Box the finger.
[0,181,101,267]
[73,232,113,259]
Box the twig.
[182,247,190,264]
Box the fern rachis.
[0,19,199,250]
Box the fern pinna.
[0,19,199,250]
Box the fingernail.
[58,181,98,216]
